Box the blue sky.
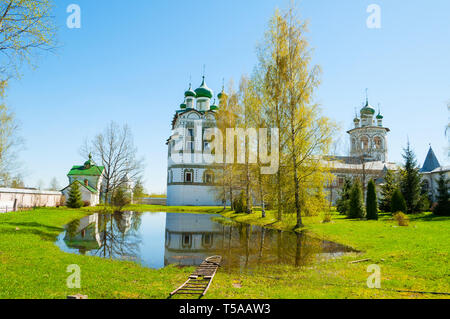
[5,0,450,193]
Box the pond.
[56,212,355,270]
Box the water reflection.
[57,212,355,270]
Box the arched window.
[373,137,383,150]
[202,233,213,248]
[203,170,214,184]
[351,138,357,151]
[361,136,369,151]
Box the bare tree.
[81,122,144,204]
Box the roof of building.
[62,180,98,194]
[420,147,441,173]
[68,165,104,177]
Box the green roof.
[68,165,104,177]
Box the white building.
[420,146,450,202]
[325,96,398,203]
[61,154,106,206]
[166,77,225,206]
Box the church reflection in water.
[60,212,355,270]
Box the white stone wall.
[0,188,62,212]
[167,185,221,206]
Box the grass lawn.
[0,206,448,299]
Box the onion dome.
[195,76,213,99]
[210,99,219,111]
[184,84,196,98]
[376,112,384,120]
[218,88,228,100]
[180,102,187,109]
[360,99,376,115]
[84,153,93,169]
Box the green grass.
[0,206,448,299]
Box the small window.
[202,234,213,248]
[185,172,192,183]
[182,234,192,248]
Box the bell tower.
[347,93,390,162]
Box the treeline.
[213,7,336,228]
[336,142,449,218]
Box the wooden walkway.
[169,256,222,298]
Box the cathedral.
[166,79,398,206]
[166,77,224,206]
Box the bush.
[83,201,91,207]
[393,212,409,226]
[233,191,247,214]
[348,180,365,219]
[111,187,131,212]
[391,188,407,214]
[322,211,332,223]
[366,180,378,220]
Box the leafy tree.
[111,186,131,212]
[400,142,422,214]
[366,180,378,220]
[336,178,352,215]
[391,188,407,214]
[256,5,336,227]
[233,191,247,214]
[0,0,56,80]
[434,173,450,216]
[379,170,398,213]
[66,182,83,209]
[132,179,145,201]
[348,180,365,219]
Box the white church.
[166,77,224,206]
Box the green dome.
[360,101,376,115]
[185,84,196,98]
[180,102,187,109]
[218,90,228,100]
[210,105,218,111]
[84,154,93,169]
[195,77,213,99]
[376,113,384,119]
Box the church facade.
[166,77,225,206]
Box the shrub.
[233,192,247,214]
[66,182,83,209]
[111,187,131,212]
[348,180,365,219]
[391,188,407,214]
[393,212,409,226]
[366,180,378,220]
[322,211,332,223]
[83,201,91,207]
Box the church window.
[182,234,192,248]
[202,234,213,248]
[361,136,369,151]
[373,137,382,150]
